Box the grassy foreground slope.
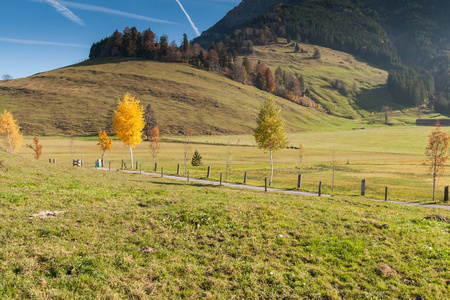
[1,151,450,298]
[0,58,357,136]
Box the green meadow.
[2,135,450,299]
[2,40,450,299]
[17,125,450,203]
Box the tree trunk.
[226,159,229,180]
[433,172,436,203]
[269,149,273,186]
[102,151,105,167]
[6,128,13,153]
[129,146,133,170]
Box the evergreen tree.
[181,33,189,53]
[191,149,202,166]
[313,48,321,59]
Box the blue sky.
[0,0,240,79]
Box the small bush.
[191,150,202,166]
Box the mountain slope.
[0,58,359,136]
[197,0,290,43]
[195,0,449,94]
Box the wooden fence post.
[445,186,449,203]
[177,164,180,175]
[136,161,138,170]
[109,161,111,171]
[265,178,267,192]
[297,174,302,188]
[187,171,190,182]
[207,166,211,178]
[122,159,124,170]
[361,179,366,196]
[161,167,164,178]
[244,172,247,184]
[220,173,222,186]
[385,187,388,201]
[318,181,322,197]
[154,162,157,172]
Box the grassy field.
[15,125,450,204]
[2,144,450,299]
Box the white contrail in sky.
[60,1,178,25]
[0,37,89,48]
[175,0,201,37]
[44,0,84,25]
[30,0,177,25]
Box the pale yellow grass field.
[15,126,450,203]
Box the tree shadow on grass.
[354,85,394,112]
[146,180,221,189]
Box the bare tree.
[2,74,12,82]
[382,106,393,125]
[424,122,450,202]
[183,126,192,175]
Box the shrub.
[191,150,202,166]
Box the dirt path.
[96,168,450,210]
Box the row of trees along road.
[1,95,449,202]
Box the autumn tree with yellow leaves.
[254,98,288,186]
[112,94,145,168]
[0,110,23,154]
[98,130,113,166]
[424,122,450,202]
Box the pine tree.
[313,48,321,59]
[191,149,202,166]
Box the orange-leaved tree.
[254,98,288,186]
[424,122,450,202]
[112,93,145,168]
[0,110,23,154]
[27,136,43,160]
[98,130,113,166]
[149,126,161,167]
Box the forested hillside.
[195,0,450,109]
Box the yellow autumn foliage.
[112,93,145,148]
[98,131,113,152]
[254,98,288,186]
[254,98,288,153]
[0,110,23,154]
